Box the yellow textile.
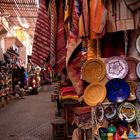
[60,95,79,100]
[79,15,84,37]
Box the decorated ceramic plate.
[106,78,130,103]
[136,35,140,53]
[95,104,104,123]
[104,104,117,120]
[105,56,128,80]
[136,83,140,102]
[83,83,106,106]
[81,59,106,83]
[136,110,140,124]
[127,81,137,101]
[125,57,138,81]
[118,102,136,123]
[136,61,140,78]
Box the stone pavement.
[0,85,57,140]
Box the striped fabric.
[32,0,50,67]
[50,0,57,67]
[124,0,140,11]
[55,0,66,73]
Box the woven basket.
[81,58,106,83]
[83,83,106,106]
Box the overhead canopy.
[0,0,39,37]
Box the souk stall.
[30,0,140,140]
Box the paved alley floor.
[0,85,57,140]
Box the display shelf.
[0,66,13,106]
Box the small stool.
[51,118,66,140]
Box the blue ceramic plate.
[106,78,130,103]
[104,104,117,120]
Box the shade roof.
[0,0,39,37]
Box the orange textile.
[79,0,89,38]
[87,39,97,60]
[89,0,107,39]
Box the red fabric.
[55,0,66,73]
[32,0,50,67]
[68,50,84,95]
[59,86,75,92]
[74,106,91,115]
[50,0,57,67]
[61,92,77,96]
[66,0,83,96]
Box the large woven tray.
[81,59,106,83]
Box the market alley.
[0,85,56,140]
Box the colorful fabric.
[60,86,75,93]
[64,0,70,23]
[66,0,81,65]
[61,96,78,100]
[89,0,107,39]
[70,0,81,36]
[79,0,89,38]
[32,0,50,67]
[68,49,84,95]
[61,92,77,96]
[66,0,83,96]
[64,0,70,40]
[55,0,66,73]
[50,0,57,67]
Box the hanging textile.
[70,0,81,37]
[66,0,83,95]
[55,0,66,73]
[79,0,89,38]
[32,0,50,67]
[64,0,70,23]
[66,0,81,65]
[68,44,84,96]
[89,0,107,39]
[64,0,70,40]
[50,0,57,67]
